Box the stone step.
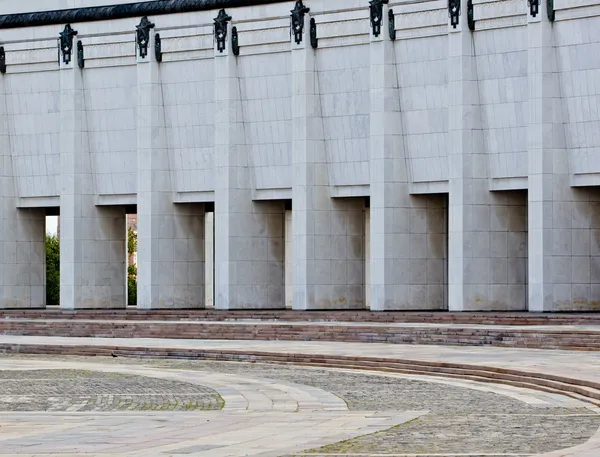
[1,319,599,350]
[2,341,600,408]
[2,309,600,325]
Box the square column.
[292,14,365,310]
[447,1,527,311]
[214,20,284,309]
[0,71,45,308]
[527,3,598,311]
[136,29,205,309]
[369,6,447,310]
[59,49,126,309]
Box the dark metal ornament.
[369,0,389,38]
[155,33,162,62]
[214,9,232,53]
[310,18,318,49]
[388,9,396,41]
[231,26,240,56]
[528,0,539,17]
[59,24,78,65]
[547,0,555,21]
[0,47,6,74]
[136,16,155,58]
[77,40,84,68]
[467,0,475,31]
[290,1,310,45]
[448,0,460,28]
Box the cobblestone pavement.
[128,360,600,456]
[0,369,224,412]
[2,354,599,456]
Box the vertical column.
[0,74,45,308]
[448,2,527,311]
[214,16,284,309]
[59,42,126,309]
[527,2,589,311]
[369,6,447,310]
[292,13,364,310]
[136,28,205,309]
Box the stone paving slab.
[2,335,600,384]
[0,411,423,457]
[2,337,600,456]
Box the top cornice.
[0,0,289,29]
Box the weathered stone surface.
[0,369,223,411]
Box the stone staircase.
[1,311,600,351]
[2,309,600,324]
[3,341,600,408]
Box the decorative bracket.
[214,9,232,53]
[388,9,396,40]
[136,16,155,59]
[448,0,461,28]
[290,1,310,45]
[0,47,5,74]
[59,24,78,65]
[310,18,318,49]
[369,0,389,38]
[155,33,162,62]
[547,0,555,21]
[467,0,475,31]
[231,26,240,56]
[528,0,539,17]
[77,40,84,68]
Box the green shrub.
[46,234,60,306]
[128,275,137,307]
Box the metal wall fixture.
[547,0,555,21]
[59,24,78,65]
[214,9,232,53]
[528,0,539,17]
[369,0,389,38]
[448,0,460,28]
[77,40,84,68]
[310,17,318,49]
[0,47,5,74]
[467,0,475,31]
[290,0,310,45]
[231,26,240,55]
[136,16,155,58]
[155,33,163,62]
[388,9,396,40]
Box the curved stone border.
[3,341,600,409]
[0,359,347,413]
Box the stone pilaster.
[369,5,447,310]
[527,2,598,311]
[0,70,45,308]
[214,18,284,309]
[59,44,126,309]
[136,28,205,309]
[448,1,527,311]
[292,13,364,310]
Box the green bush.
[128,275,137,307]
[46,234,60,306]
[127,227,137,306]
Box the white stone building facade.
[0,0,599,312]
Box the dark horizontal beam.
[0,0,290,29]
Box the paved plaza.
[2,337,600,456]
